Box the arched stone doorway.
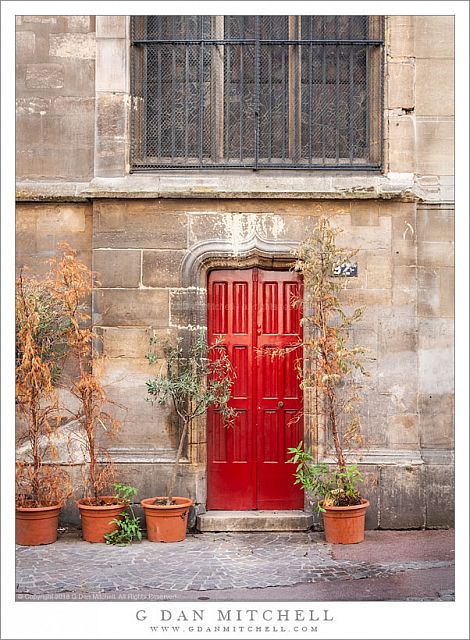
[177,236,314,529]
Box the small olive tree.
[146,329,236,505]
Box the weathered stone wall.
[386,16,454,200]
[16,202,92,271]
[14,196,454,529]
[416,203,454,528]
[89,197,454,529]
[15,16,455,529]
[16,16,96,180]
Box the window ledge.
[15,172,419,202]
[16,181,92,203]
[86,172,418,200]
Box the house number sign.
[333,262,358,277]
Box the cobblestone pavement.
[16,529,454,601]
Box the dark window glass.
[131,15,383,169]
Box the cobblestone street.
[16,529,455,602]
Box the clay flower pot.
[321,499,369,544]
[141,496,193,543]
[16,504,61,546]
[77,496,125,543]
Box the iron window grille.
[130,16,384,171]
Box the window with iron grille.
[130,15,384,170]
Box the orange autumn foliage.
[15,270,72,507]
[48,244,122,502]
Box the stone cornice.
[16,181,92,202]
[15,173,454,203]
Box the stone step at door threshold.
[197,510,313,532]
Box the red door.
[207,269,303,510]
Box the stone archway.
[175,236,313,526]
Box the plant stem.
[30,396,41,503]
[166,417,190,505]
[327,387,345,470]
[88,429,98,501]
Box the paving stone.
[15,530,454,598]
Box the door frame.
[206,267,304,510]
[177,236,315,511]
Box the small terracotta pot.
[321,499,369,544]
[141,497,193,543]
[16,504,61,546]
[77,497,125,543]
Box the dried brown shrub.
[48,244,122,503]
[15,270,73,507]
[15,462,73,508]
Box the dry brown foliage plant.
[15,269,72,507]
[48,244,123,503]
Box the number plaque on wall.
[333,263,358,277]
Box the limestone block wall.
[386,16,454,200]
[416,203,454,528]
[414,18,454,181]
[13,196,454,529]
[16,202,92,271]
[14,15,455,529]
[88,197,454,529]
[16,16,96,180]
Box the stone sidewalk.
[16,529,455,602]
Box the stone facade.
[16,16,96,181]
[16,15,455,529]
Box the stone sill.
[106,447,189,464]
[16,172,421,202]
[322,449,425,465]
[16,181,91,203]
[198,510,313,532]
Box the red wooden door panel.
[207,271,256,509]
[207,268,303,510]
[256,270,303,509]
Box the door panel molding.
[207,268,303,510]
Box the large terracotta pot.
[77,497,125,543]
[16,504,61,546]
[321,499,369,544]
[141,497,193,543]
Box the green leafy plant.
[103,484,143,545]
[146,328,236,506]
[288,443,363,512]
[282,216,368,510]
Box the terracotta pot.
[141,496,193,543]
[16,503,61,546]
[77,497,125,543]
[321,499,369,544]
